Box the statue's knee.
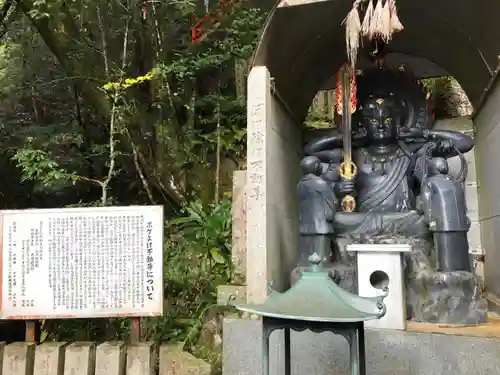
[420,175,469,232]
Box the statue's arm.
[304,133,343,156]
[304,132,367,161]
[412,143,453,184]
[425,129,474,157]
[309,149,344,163]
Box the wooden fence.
[0,341,211,375]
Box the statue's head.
[353,68,433,141]
[361,96,399,144]
[300,156,321,175]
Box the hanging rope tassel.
[342,0,404,65]
[381,0,392,42]
[370,0,384,39]
[389,0,404,32]
[342,0,362,66]
[361,0,374,38]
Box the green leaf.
[169,217,195,226]
[210,248,226,264]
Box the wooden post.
[25,320,36,342]
[130,317,141,342]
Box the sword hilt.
[339,160,357,180]
[341,195,356,213]
[339,160,357,213]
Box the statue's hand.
[434,139,454,154]
[334,180,356,198]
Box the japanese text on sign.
[0,206,163,319]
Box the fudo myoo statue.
[297,69,487,324]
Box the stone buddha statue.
[297,69,487,324]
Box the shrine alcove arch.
[244,0,500,305]
[251,0,500,121]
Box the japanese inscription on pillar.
[248,100,265,202]
[0,206,163,319]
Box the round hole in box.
[369,270,390,290]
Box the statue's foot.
[291,263,357,293]
[407,270,488,325]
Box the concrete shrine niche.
[296,68,487,325]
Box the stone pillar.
[246,66,302,303]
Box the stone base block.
[126,343,155,375]
[95,342,125,375]
[63,342,96,375]
[223,317,500,375]
[34,342,67,375]
[2,342,35,375]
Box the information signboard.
[0,205,164,319]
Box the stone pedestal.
[223,317,500,375]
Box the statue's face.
[362,97,397,143]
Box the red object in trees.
[191,0,239,43]
[191,13,212,42]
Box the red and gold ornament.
[335,63,357,115]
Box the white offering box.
[348,243,412,331]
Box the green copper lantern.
[233,253,388,375]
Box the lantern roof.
[234,253,387,323]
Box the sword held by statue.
[336,63,358,213]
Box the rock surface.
[160,344,212,375]
[404,239,488,324]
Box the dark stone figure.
[296,69,487,324]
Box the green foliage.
[422,76,452,118]
[13,145,73,187]
[305,107,335,129]
[144,199,232,344]
[0,0,266,208]
[420,76,472,118]
[304,90,336,129]
[170,200,232,266]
